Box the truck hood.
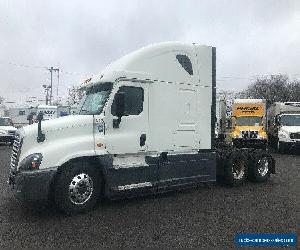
[0,126,17,132]
[22,115,94,137]
[280,126,300,133]
[18,115,97,170]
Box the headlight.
[278,132,288,139]
[258,133,266,139]
[0,129,7,135]
[19,153,43,171]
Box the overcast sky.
[0,0,299,105]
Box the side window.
[111,86,144,116]
[19,110,25,115]
[176,54,193,75]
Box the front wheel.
[54,162,102,215]
[277,141,285,154]
[248,150,273,182]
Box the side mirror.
[37,112,44,121]
[275,116,281,126]
[37,112,45,143]
[113,92,125,129]
[115,92,125,118]
[231,116,236,129]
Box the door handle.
[140,134,146,147]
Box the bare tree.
[66,86,84,106]
[288,79,300,102]
[240,74,299,107]
[217,89,239,100]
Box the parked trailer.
[267,102,300,153]
[8,42,275,214]
[8,107,36,127]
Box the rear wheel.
[54,161,102,215]
[224,151,247,187]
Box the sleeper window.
[176,54,193,75]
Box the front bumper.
[0,135,15,143]
[8,169,56,202]
[279,141,300,151]
[233,138,267,149]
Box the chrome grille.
[8,130,16,136]
[10,132,23,174]
[241,130,258,139]
[290,133,300,140]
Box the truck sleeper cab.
[8,42,275,214]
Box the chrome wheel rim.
[232,160,245,180]
[257,157,269,176]
[68,173,93,205]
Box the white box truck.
[8,42,275,214]
[267,102,300,153]
[37,105,58,120]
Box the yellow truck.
[231,99,267,148]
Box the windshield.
[0,118,12,126]
[79,82,113,115]
[279,115,300,126]
[236,116,262,126]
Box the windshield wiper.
[79,109,90,115]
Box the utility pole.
[42,84,51,105]
[56,68,60,96]
[47,67,59,105]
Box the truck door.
[97,82,157,196]
[104,83,149,154]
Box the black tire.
[54,161,102,215]
[248,149,272,182]
[232,140,240,149]
[268,135,276,149]
[224,150,247,187]
[277,141,285,154]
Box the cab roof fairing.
[79,42,214,90]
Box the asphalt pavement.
[0,145,298,248]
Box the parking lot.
[0,145,298,248]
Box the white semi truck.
[267,102,300,153]
[8,42,275,214]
